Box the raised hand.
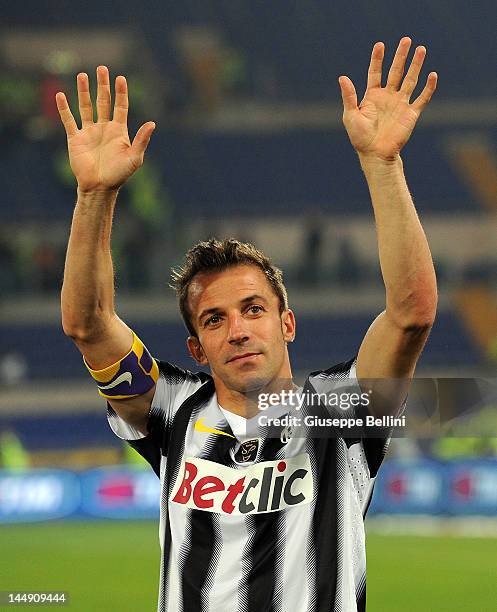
[339,37,437,161]
[56,66,155,192]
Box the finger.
[55,92,78,137]
[131,121,156,161]
[77,72,94,126]
[338,76,358,112]
[400,46,426,99]
[366,42,384,89]
[113,75,128,124]
[96,65,111,123]
[411,72,438,114]
[386,37,412,90]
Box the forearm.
[61,188,119,339]
[360,154,437,328]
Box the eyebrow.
[198,294,269,323]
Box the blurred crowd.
[0,57,344,297]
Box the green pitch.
[1,522,495,611]
[367,533,496,611]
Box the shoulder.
[157,360,212,386]
[308,357,357,383]
[152,360,214,419]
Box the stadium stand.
[0,310,484,381]
[0,128,487,222]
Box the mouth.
[226,352,262,364]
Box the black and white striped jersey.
[107,357,392,612]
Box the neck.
[215,375,296,419]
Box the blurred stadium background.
[1,1,496,610]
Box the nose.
[227,312,249,345]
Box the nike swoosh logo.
[194,418,236,439]
[98,372,133,390]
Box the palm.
[56,66,155,192]
[68,122,137,191]
[347,89,420,159]
[339,38,437,161]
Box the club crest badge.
[234,439,260,464]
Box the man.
[57,37,437,611]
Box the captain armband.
[84,332,159,399]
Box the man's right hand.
[58,66,156,436]
[56,66,155,192]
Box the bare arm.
[57,66,156,433]
[338,38,438,415]
[61,188,128,354]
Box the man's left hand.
[339,37,437,162]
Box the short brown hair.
[171,238,289,337]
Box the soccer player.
[57,37,437,611]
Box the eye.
[205,314,222,327]
[247,305,264,315]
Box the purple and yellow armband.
[84,332,159,399]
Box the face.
[186,264,296,399]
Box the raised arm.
[57,66,156,432]
[338,38,438,415]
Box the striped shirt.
[107,357,392,611]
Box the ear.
[281,308,296,343]
[187,336,209,365]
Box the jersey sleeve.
[308,357,401,511]
[341,358,399,478]
[107,361,208,476]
